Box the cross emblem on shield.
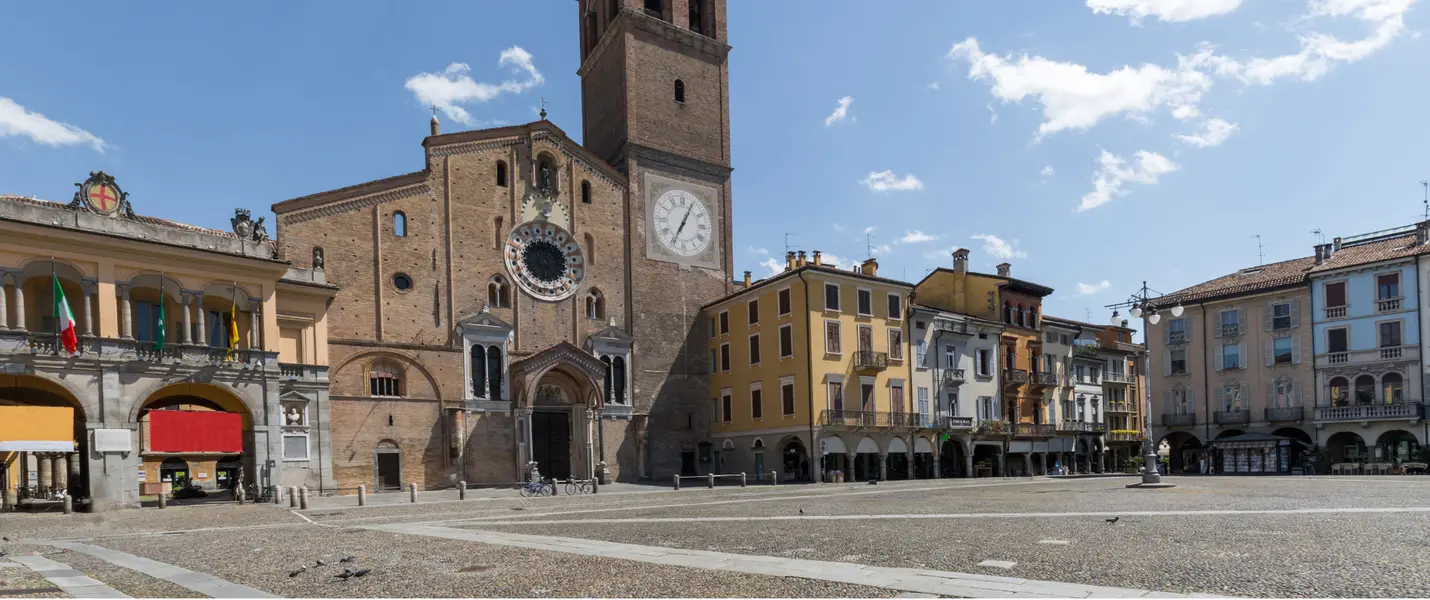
[83,182,120,215]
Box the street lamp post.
[1106,281,1180,489]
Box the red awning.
[149,410,242,453]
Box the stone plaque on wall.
[93,428,132,453]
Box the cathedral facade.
[270,0,733,489]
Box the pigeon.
[339,556,356,563]
[288,566,307,577]
[2,537,8,542]
[353,568,372,578]
[315,559,327,566]
[798,508,804,515]
[1105,516,1120,524]
[335,568,355,580]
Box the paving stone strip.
[37,541,278,598]
[366,523,1231,599]
[9,553,130,598]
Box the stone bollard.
[707,473,715,489]
[740,472,747,487]
[592,477,599,494]
[157,492,167,509]
[672,473,680,490]
[63,494,72,515]
[274,486,282,505]
[770,470,778,485]
[357,485,367,506]
[289,486,298,508]
[299,487,309,510]
[409,482,418,503]
[236,486,246,505]
[458,481,466,500]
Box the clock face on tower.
[653,189,712,257]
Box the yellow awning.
[0,406,75,452]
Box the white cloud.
[1076,280,1113,295]
[1208,0,1415,85]
[870,244,893,256]
[831,223,846,232]
[747,246,769,256]
[1087,0,1244,23]
[1171,104,1202,120]
[0,97,105,151]
[927,82,941,90]
[864,226,877,234]
[822,253,848,267]
[1040,165,1055,177]
[971,234,1028,260]
[897,230,939,244]
[987,103,999,124]
[949,37,1213,138]
[824,96,854,126]
[759,257,784,276]
[405,46,544,126]
[1176,117,1239,147]
[861,170,925,193]
[1078,150,1179,212]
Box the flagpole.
[231,281,238,361]
[51,256,58,355]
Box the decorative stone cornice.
[282,184,430,225]
[428,136,524,158]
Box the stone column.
[69,452,80,492]
[846,452,856,481]
[1097,446,1105,473]
[38,455,52,489]
[195,294,207,346]
[877,452,887,480]
[52,455,66,492]
[932,450,941,479]
[81,280,95,337]
[964,450,974,478]
[180,294,192,344]
[249,298,261,350]
[12,276,26,332]
[0,275,9,330]
[119,285,133,339]
[907,444,915,480]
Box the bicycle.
[563,479,593,495]
[519,479,552,498]
[243,484,275,503]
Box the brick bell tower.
[577,0,733,478]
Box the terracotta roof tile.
[1152,256,1316,307]
[0,194,237,238]
[1308,232,1430,274]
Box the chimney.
[1417,221,1430,246]
[996,262,1011,277]
[797,251,807,267]
[785,251,797,271]
[1121,319,1129,329]
[743,271,751,286]
[1314,244,1326,265]
[861,258,879,277]
[1332,236,1342,252]
[812,250,823,266]
[952,248,970,274]
[430,113,440,136]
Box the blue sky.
[2,1,1427,330]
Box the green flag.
[155,292,166,351]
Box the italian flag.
[52,274,77,354]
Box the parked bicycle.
[563,479,593,496]
[243,484,275,503]
[519,479,553,498]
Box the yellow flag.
[228,299,240,360]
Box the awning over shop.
[0,406,75,452]
[149,410,242,453]
[1207,433,1298,450]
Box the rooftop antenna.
[1421,180,1428,220]
[783,233,798,254]
[866,232,876,259]
[1252,234,1266,266]
[1312,229,1325,245]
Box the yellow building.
[0,171,335,512]
[915,250,1056,476]
[702,251,914,483]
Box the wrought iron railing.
[1004,369,1029,384]
[1033,371,1058,386]
[1220,323,1241,337]
[1012,423,1056,437]
[1107,401,1134,413]
[934,321,970,335]
[942,369,966,385]
[1168,331,1188,344]
[854,350,888,370]
[819,410,925,429]
[1213,410,1251,425]
[1107,431,1141,442]
[1162,413,1196,427]
[1057,421,1105,433]
[1264,406,1304,421]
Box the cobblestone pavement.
[3,476,1427,597]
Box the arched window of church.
[486,344,503,401]
[586,288,606,320]
[674,79,685,104]
[612,356,627,404]
[496,161,508,187]
[581,180,592,204]
[488,275,510,308]
[601,355,613,404]
[393,211,407,238]
[369,359,403,397]
[584,233,596,266]
[470,345,487,398]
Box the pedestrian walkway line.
[9,553,131,598]
[430,504,1430,526]
[364,523,1230,598]
[41,541,278,598]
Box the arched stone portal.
[509,342,607,482]
[0,374,88,508]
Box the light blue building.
[1308,224,1429,465]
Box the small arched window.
[369,359,403,397]
[1382,372,1404,404]
[612,355,627,404]
[601,355,614,404]
[496,161,508,187]
[674,79,685,103]
[486,344,503,401]
[586,288,606,320]
[488,275,510,308]
[1354,374,1375,405]
[393,211,407,237]
[584,233,596,266]
[581,180,592,204]
[1328,376,1348,406]
[470,345,487,398]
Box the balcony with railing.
[1317,345,1418,369]
[1107,401,1135,413]
[934,320,971,335]
[1058,420,1105,434]
[1004,368,1029,386]
[854,350,888,372]
[1012,422,1056,438]
[1168,331,1188,344]
[1162,413,1196,427]
[1103,372,1130,384]
[820,410,926,429]
[1324,305,1347,319]
[1213,410,1251,425]
[1220,323,1241,337]
[1032,371,1058,387]
[1264,406,1305,422]
[1314,402,1422,423]
[1107,430,1142,442]
[942,369,966,386]
[1377,297,1403,312]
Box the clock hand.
[674,206,694,238]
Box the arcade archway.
[136,382,254,492]
[0,374,88,507]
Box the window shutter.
[1164,325,1171,344]
[1266,380,1274,407]
[1263,305,1273,331]
[1188,388,1196,414]
[1239,342,1245,368]
[1213,311,1223,337]
[1185,321,1193,343]
[1290,300,1300,328]
[1240,383,1249,409]
[1164,350,1171,376]
[1238,309,1247,332]
[1292,378,1302,406]
[1264,339,1274,367]
[1163,389,1171,413]
[1292,335,1302,364]
[1215,345,1224,371]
